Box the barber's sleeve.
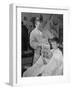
[30,32,39,49]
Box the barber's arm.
[30,33,42,49]
[30,39,42,50]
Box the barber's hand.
[43,59,47,64]
[47,51,53,59]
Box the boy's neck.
[53,47,58,50]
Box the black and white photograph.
[21,12,63,77]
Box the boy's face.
[51,41,58,49]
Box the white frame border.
[9,4,70,86]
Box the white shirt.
[30,28,43,49]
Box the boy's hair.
[50,37,60,44]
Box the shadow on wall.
[21,13,63,41]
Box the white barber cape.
[23,48,63,77]
[23,56,43,77]
[41,48,63,76]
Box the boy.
[41,37,63,76]
[23,37,63,77]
